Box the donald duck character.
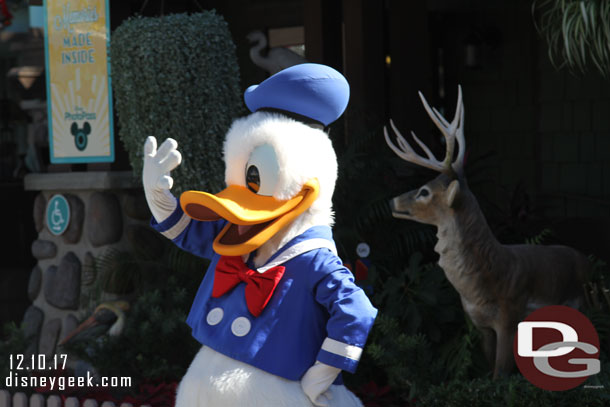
[142,63,378,407]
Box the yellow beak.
[180,179,320,256]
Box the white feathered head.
[180,64,349,256]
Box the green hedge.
[420,372,610,407]
[111,12,243,195]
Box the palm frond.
[524,228,554,245]
[533,0,610,77]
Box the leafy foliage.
[352,255,490,399]
[524,228,553,245]
[66,276,202,386]
[582,256,610,356]
[371,253,461,342]
[0,322,29,387]
[332,122,439,268]
[437,316,490,382]
[365,319,441,400]
[111,12,244,195]
[533,0,610,76]
[88,249,142,296]
[64,235,209,388]
[420,365,610,407]
[331,123,484,399]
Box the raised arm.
[143,136,224,259]
[142,136,182,223]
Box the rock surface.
[87,192,123,247]
[123,192,151,221]
[39,318,61,357]
[33,193,47,232]
[44,253,81,310]
[31,239,57,260]
[23,305,44,356]
[63,194,85,244]
[126,224,165,259]
[82,252,97,286]
[61,314,79,343]
[27,265,42,301]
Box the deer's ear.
[446,180,460,208]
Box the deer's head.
[385,87,466,226]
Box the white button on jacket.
[231,317,251,337]
[206,307,224,326]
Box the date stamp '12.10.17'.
[4,354,131,392]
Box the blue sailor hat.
[244,63,350,127]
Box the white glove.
[142,136,182,223]
[301,361,341,407]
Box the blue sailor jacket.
[151,206,378,382]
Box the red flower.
[0,0,13,26]
[354,259,369,281]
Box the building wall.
[428,1,610,259]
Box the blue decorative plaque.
[46,194,71,236]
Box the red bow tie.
[212,256,286,317]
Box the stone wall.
[22,172,151,360]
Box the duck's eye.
[246,165,260,193]
[416,188,430,199]
[245,144,280,196]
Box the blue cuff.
[150,205,190,240]
[316,349,359,374]
[333,373,344,385]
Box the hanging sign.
[43,0,114,163]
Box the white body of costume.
[175,346,363,407]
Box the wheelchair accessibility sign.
[46,195,71,236]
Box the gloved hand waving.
[142,137,182,222]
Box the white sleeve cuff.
[321,337,363,361]
[151,206,191,241]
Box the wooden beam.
[304,0,342,70]
[342,0,385,143]
[388,0,433,133]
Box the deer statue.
[384,86,591,378]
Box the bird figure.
[59,300,130,346]
[143,64,377,407]
[247,30,308,76]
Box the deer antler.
[385,85,465,177]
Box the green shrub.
[111,11,244,195]
[65,276,202,386]
[63,238,209,388]
[420,370,610,407]
[364,316,443,399]
[0,322,29,388]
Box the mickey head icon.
[71,122,91,151]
